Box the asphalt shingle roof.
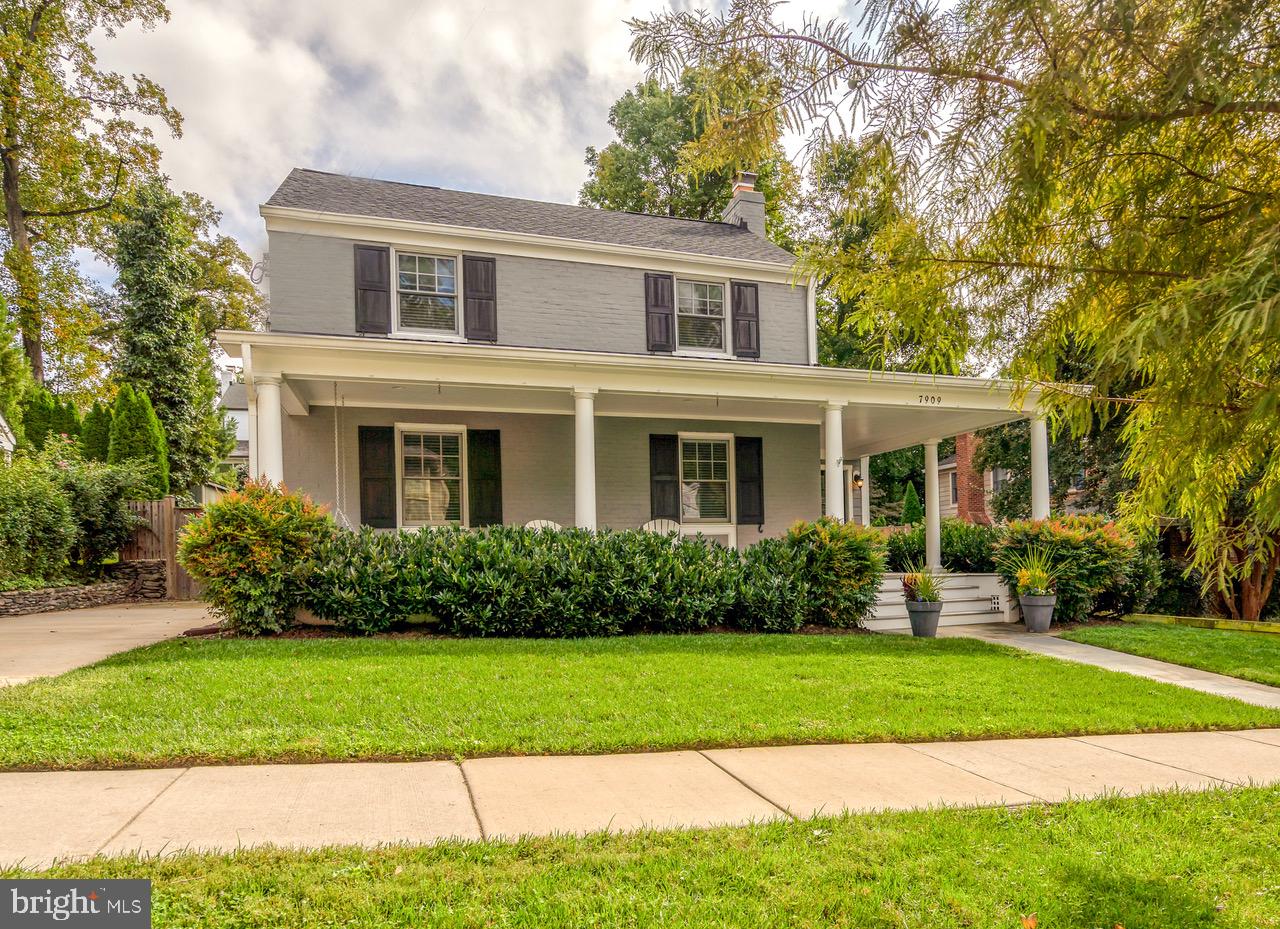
[265,169,796,266]
[219,383,247,410]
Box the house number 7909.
[918,394,943,405]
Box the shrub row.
[305,518,886,637]
[179,482,887,637]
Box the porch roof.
[217,330,1037,457]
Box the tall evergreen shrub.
[901,482,924,524]
[108,384,170,497]
[80,402,113,461]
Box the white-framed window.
[395,251,460,336]
[950,471,959,504]
[675,279,727,353]
[680,433,733,522]
[397,424,467,527]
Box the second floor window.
[398,253,457,335]
[676,280,725,352]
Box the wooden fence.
[122,497,203,600]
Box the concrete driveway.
[0,602,210,687]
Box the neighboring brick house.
[217,168,1054,560]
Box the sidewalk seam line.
[1066,736,1240,787]
[1221,729,1280,748]
[696,751,796,820]
[94,767,191,856]
[457,761,488,841]
[900,743,1049,804]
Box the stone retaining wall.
[0,560,169,617]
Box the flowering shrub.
[785,517,886,627]
[178,480,333,634]
[995,516,1136,622]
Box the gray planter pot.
[905,600,943,638]
[1020,594,1057,633]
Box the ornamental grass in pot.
[1001,547,1058,633]
[902,562,945,638]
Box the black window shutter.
[731,282,760,358]
[463,256,498,341]
[735,436,765,527]
[649,434,679,520]
[358,426,396,528]
[467,429,503,526]
[644,273,675,353]
[354,245,391,334]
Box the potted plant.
[901,561,945,637]
[1002,547,1058,633]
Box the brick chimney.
[722,171,767,238]
[954,432,991,524]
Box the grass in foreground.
[1063,620,1280,688]
[8,786,1279,928]
[2,634,1278,770]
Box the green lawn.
[7,785,1278,928]
[2,634,1278,770]
[1064,621,1280,687]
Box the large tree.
[631,0,1280,619]
[0,0,179,385]
[112,176,231,494]
[580,71,798,245]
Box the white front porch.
[220,331,1053,563]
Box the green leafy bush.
[885,518,1002,572]
[995,515,1137,623]
[785,517,886,627]
[39,437,147,575]
[178,479,333,635]
[0,455,76,588]
[732,537,811,633]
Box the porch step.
[864,610,1011,632]
[871,596,1002,621]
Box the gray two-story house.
[218,168,1049,576]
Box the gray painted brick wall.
[266,230,809,363]
[281,405,820,544]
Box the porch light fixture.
[853,472,864,488]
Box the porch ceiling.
[223,331,1034,458]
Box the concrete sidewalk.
[0,602,207,687]
[4,729,1278,868]
[945,623,1280,709]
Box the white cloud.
[92,0,667,257]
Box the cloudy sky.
[92,0,853,263]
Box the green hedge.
[995,515,1138,623]
[188,485,887,637]
[304,523,876,637]
[0,456,76,588]
[884,518,1002,573]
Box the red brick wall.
[954,432,990,524]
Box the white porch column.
[1030,414,1050,520]
[255,375,284,484]
[859,454,872,527]
[574,389,597,530]
[823,403,845,521]
[924,439,941,570]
